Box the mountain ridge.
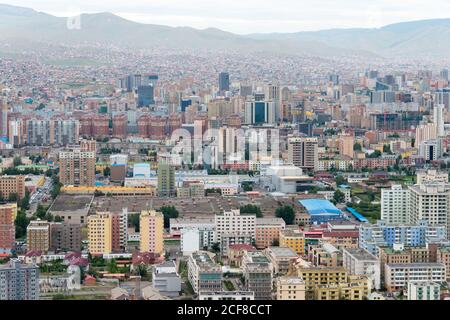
[0,3,449,58]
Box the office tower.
[435,91,450,109]
[0,203,17,255]
[265,84,281,121]
[138,85,155,107]
[59,147,96,186]
[329,74,340,85]
[240,84,253,97]
[244,100,276,125]
[140,210,164,255]
[207,100,232,118]
[219,72,230,93]
[408,184,450,237]
[434,104,445,137]
[348,105,366,128]
[27,220,50,253]
[157,160,175,197]
[0,259,39,300]
[381,185,411,224]
[0,99,8,137]
[415,123,437,146]
[0,175,25,200]
[287,137,319,171]
[419,139,443,161]
[440,69,449,81]
[87,212,112,255]
[8,119,23,147]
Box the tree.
[275,205,296,225]
[333,189,346,204]
[335,175,347,187]
[129,214,140,232]
[15,210,29,239]
[54,215,63,222]
[159,206,179,228]
[13,156,22,167]
[107,259,118,273]
[35,204,47,220]
[103,167,111,177]
[19,190,30,210]
[240,204,263,218]
[353,142,362,151]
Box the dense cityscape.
[1,2,450,304]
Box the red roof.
[25,250,42,257]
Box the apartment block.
[287,137,318,171]
[255,217,286,249]
[276,277,306,300]
[384,263,446,292]
[87,212,112,255]
[0,203,17,255]
[59,148,96,186]
[27,220,50,253]
[0,259,39,300]
[140,210,164,255]
[0,175,25,200]
[279,229,305,255]
[187,251,222,294]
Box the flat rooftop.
[49,194,93,212]
[344,248,377,261]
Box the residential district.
[1,60,450,301]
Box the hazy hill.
[0,4,449,58]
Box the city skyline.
[1,0,450,34]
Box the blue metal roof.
[299,199,342,215]
[347,207,369,223]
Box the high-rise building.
[0,203,17,255]
[59,147,96,186]
[87,212,113,255]
[433,104,445,137]
[287,137,318,171]
[215,209,256,255]
[415,123,437,146]
[381,185,411,224]
[219,72,230,93]
[138,85,155,107]
[419,139,443,161]
[338,134,354,158]
[409,184,450,237]
[140,210,164,255]
[157,160,175,197]
[244,101,276,125]
[0,259,39,300]
[440,68,449,81]
[27,220,50,253]
[0,99,8,137]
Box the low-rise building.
[199,291,254,300]
[407,281,441,300]
[384,263,446,292]
[152,261,181,297]
[264,246,298,275]
[187,251,222,294]
[279,229,305,255]
[255,218,286,249]
[342,248,381,290]
[276,276,306,300]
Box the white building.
[408,184,450,237]
[199,291,254,300]
[407,281,441,300]
[416,169,449,186]
[385,263,446,292]
[181,228,201,256]
[381,185,411,224]
[215,210,256,255]
[342,248,381,290]
[169,217,215,248]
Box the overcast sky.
[4,0,450,34]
